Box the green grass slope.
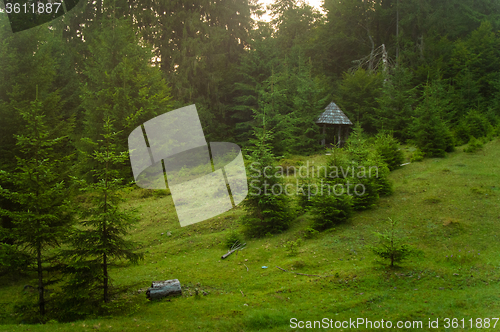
[2,140,500,331]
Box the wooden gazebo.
[316,101,353,147]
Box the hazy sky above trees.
[257,0,324,21]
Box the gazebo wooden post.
[338,125,342,147]
[321,124,326,146]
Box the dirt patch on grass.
[442,218,460,227]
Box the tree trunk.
[103,252,109,303]
[338,125,342,147]
[321,124,326,146]
[37,244,45,316]
[146,279,182,300]
[103,141,109,303]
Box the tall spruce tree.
[413,81,455,157]
[336,69,383,135]
[68,117,142,306]
[0,13,78,283]
[231,22,279,145]
[375,66,415,141]
[449,22,500,117]
[79,15,171,181]
[289,57,328,154]
[251,56,327,156]
[0,93,73,320]
[133,0,256,141]
[254,67,294,156]
[240,125,292,236]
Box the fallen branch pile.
[221,240,246,259]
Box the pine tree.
[0,93,73,320]
[370,218,414,267]
[0,15,77,285]
[231,22,279,145]
[345,122,370,162]
[133,0,256,141]
[240,128,292,237]
[254,67,295,156]
[413,82,455,157]
[289,57,328,154]
[336,69,383,135]
[67,117,142,307]
[309,147,354,230]
[375,66,416,141]
[0,14,74,172]
[449,22,500,115]
[374,132,404,171]
[251,56,327,156]
[78,15,171,181]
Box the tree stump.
[146,279,182,300]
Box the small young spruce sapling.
[370,218,414,267]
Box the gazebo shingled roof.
[316,101,353,126]
[316,101,353,147]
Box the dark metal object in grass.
[146,279,182,300]
[221,240,246,259]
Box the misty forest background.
[2,0,500,167]
[1,0,500,324]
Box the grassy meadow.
[2,140,500,331]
